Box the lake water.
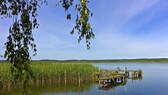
[1,62,168,95]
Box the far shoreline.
[1,58,168,63]
[35,58,168,63]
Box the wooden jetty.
[95,68,142,88]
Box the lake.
[1,62,168,95]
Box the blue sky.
[1,0,168,60]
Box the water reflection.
[0,81,94,95]
[0,74,143,95]
[98,75,142,91]
[98,78,127,90]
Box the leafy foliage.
[0,0,94,82]
[58,0,94,49]
[0,0,44,81]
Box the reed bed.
[31,62,99,82]
[0,63,13,88]
[0,61,99,87]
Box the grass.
[31,61,99,82]
[0,61,99,88]
[0,63,13,87]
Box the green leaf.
[66,13,71,20]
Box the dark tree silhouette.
[0,0,94,81]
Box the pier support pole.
[121,77,123,83]
[111,79,113,83]
[114,78,117,83]
[64,70,67,86]
[124,67,127,76]
[78,72,81,88]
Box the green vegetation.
[0,63,13,88]
[0,61,99,88]
[36,58,168,63]
[1,0,94,83]
[31,62,98,82]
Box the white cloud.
[110,0,159,28]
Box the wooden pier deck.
[95,68,142,88]
[98,74,124,80]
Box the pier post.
[64,70,67,86]
[107,79,110,83]
[121,77,123,83]
[138,69,142,77]
[64,70,66,83]
[78,72,81,86]
[127,72,130,77]
[99,80,100,87]
[114,78,117,83]
[124,67,127,75]
[111,79,113,83]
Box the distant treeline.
[1,58,168,63]
[36,58,168,63]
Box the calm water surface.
[92,63,168,95]
[1,62,168,95]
